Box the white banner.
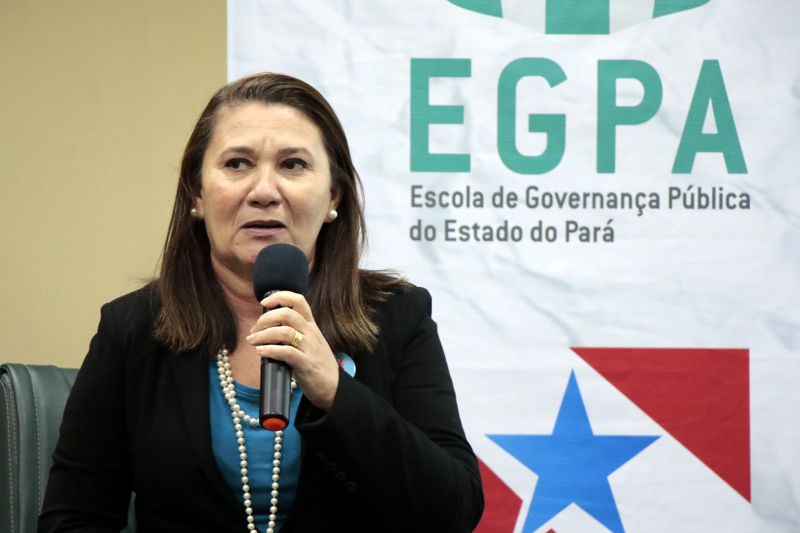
[228,1,800,531]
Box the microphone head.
[252,244,310,300]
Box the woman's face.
[195,102,340,279]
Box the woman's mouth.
[241,220,286,237]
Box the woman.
[39,73,484,532]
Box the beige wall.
[0,1,226,367]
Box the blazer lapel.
[168,351,241,511]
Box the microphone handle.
[259,358,291,431]
[257,292,291,432]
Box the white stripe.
[501,0,547,33]
[610,0,656,32]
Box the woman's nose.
[247,166,281,206]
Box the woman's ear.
[326,184,341,222]
[330,182,342,209]
[192,193,204,219]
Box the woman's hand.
[245,290,339,411]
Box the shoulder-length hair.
[154,72,404,357]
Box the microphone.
[252,243,309,431]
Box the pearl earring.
[327,209,338,221]
[190,207,199,218]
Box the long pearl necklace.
[216,347,296,533]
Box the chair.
[0,363,135,532]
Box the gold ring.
[290,331,304,349]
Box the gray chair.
[0,363,135,532]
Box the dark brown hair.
[154,73,405,356]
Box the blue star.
[489,371,659,533]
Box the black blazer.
[39,285,483,532]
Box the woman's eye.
[283,158,309,171]
[225,158,252,170]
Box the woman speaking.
[39,73,484,532]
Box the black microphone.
[252,243,309,431]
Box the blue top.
[208,354,356,532]
[208,363,302,532]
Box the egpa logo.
[448,0,710,34]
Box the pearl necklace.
[216,348,296,533]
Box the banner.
[228,1,800,531]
